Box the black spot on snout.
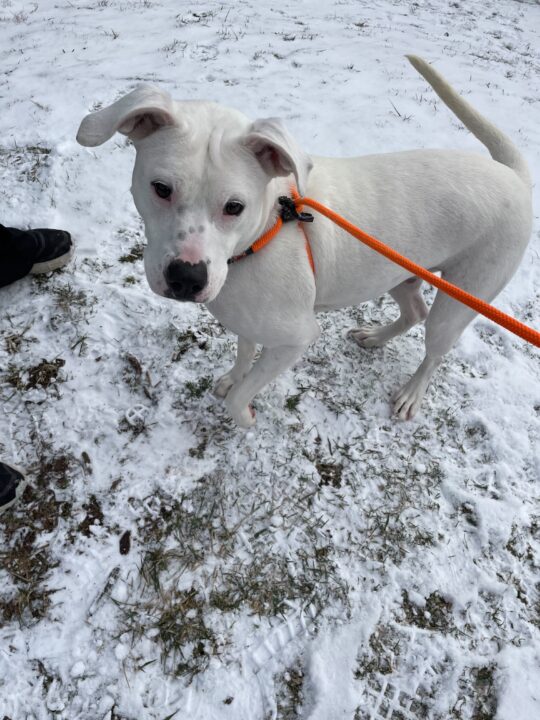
[164,259,208,302]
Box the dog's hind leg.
[392,242,522,420]
[392,354,442,421]
[348,277,429,348]
[213,336,257,399]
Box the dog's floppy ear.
[77,84,176,147]
[243,118,313,195]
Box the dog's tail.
[407,54,531,189]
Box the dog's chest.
[207,250,317,346]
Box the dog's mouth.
[163,287,208,304]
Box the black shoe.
[0,225,74,288]
[1,225,74,274]
[26,228,74,274]
[0,462,27,514]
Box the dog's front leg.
[213,336,257,399]
[224,342,313,428]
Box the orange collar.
[227,187,316,273]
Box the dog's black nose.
[164,259,208,301]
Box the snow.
[1,0,539,719]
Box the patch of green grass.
[156,590,218,678]
[210,556,317,616]
[172,329,208,361]
[117,575,221,680]
[185,376,212,398]
[4,362,26,390]
[70,334,89,356]
[2,324,35,355]
[189,432,208,459]
[210,541,342,617]
[285,393,303,411]
[0,144,51,182]
[353,461,441,565]
[52,284,94,316]
[119,243,145,263]
[113,478,348,678]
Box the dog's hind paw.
[392,356,439,420]
[347,325,391,348]
[213,372,235,399]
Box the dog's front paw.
[392,382,424,421]
[225,397,256,429]
[213,372,235,399]
[347,325,389,348]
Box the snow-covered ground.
[1,0,539,718]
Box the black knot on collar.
[278,196,314,224]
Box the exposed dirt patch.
[315,460,343,488]
[355,624,401,678]
[275,662,305,719]
[0,481,69,625]
[6,358,65,391]
[35,453,73,490]
[401,590,454,633]
[77,495,104,537]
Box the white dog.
[77,56,532,428]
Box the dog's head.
[77,85,312,303]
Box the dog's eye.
[152,181,172,200]
[224,200,245,216]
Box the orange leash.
[294,192,539,349]
[228,189,539,348]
